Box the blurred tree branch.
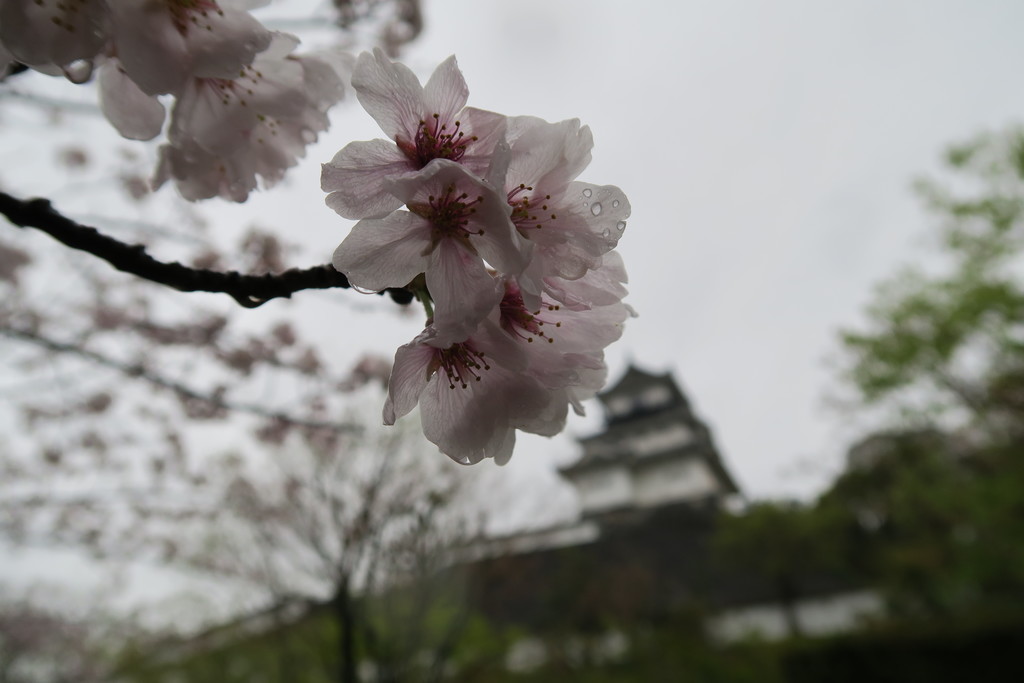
[0,191,414,308]
[0,323,359,433]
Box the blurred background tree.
[841,127,1024,436]
[828,127,1024,620]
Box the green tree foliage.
[841,128,1024,435]
[820,430,1024,618]
[832,127,1024,620]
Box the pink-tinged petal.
[383,157,470,204]
[516,400,567,438]
[544,250,629,309]
[352,48,425,141]
[383,339,436,424]
[154,141,257,202]
[187,9,274,80]
[422,55,468,122]
[419,376,487,464]
[98,60,165,141]
[299,51,348,110]
[110,3,273,95]
[108,4,188,95]
[506,117,593,191]
[523,229,601,283]
[468,319,530,373]
[459,107,509,175]
[332,212,432,292]
[567,363,609,415]
[488,427,517,466]
[501,371,561,435]
[169,79,252,154]
[485,137,512,190]
[239,43,308,119]
[471,202,530,277]
[321,140,411,219]
[0,0,108,70]
[548,303,629,353]
[420,366,536,465]
[567,181,630,252]
[426,241,502,345]
[527,348,606,390]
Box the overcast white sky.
[7,1,1024,596]
[297,0,1024,513]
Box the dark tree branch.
[0,191,414,308]
[0,324,361,434]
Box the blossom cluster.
[0,0,345,201]
[323,50,632,466]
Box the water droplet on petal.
[582,188,593,198]
[612,199,620,208]
[63,59,94,84]
[583,202,588,207]
[591,202,602,216]
[616,221,627,232]
[601,228,611,238]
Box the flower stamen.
[500,283,560,344]
[408,184,486,248]
[432,343,490,389]
[396,114,478,169]
[507,187,555,235]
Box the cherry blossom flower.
[497,275,629,416]
[154,34,346,201]
[384,323,555,465]
[381,269,632,464]
[0,0,110,80]
[321,49,507,220]
[332,159,529,343]
[487,116,630,310]
[107,0,272,96]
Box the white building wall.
[576,466,633,514]
[706,603,792,642]
[706,590,884,642]
[633,458,718,507]
[794,590,884,635]
[630,424,694,457]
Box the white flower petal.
[321,140,410,219]
[0,0,108,70]
[384,341,435,424]
[187,9,274,80]
[422,55,468,122]
[333,212,432,291]
[506,117,593,191]
[352,48,425,141]
[426,241,502,345]
[458,106,509,175]
[567,181,631,252]
[98,60,165,141]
